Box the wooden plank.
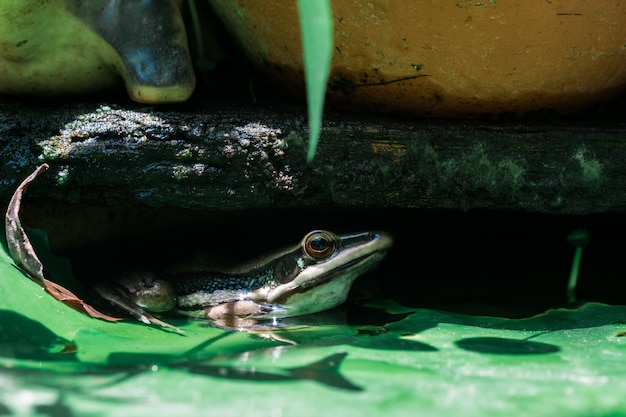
[1,101,625,214]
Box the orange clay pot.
[208,0,626,117]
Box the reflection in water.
[174,351,363,392]
[33,396,75,417]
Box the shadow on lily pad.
[0,310,76,361]
[352,332,438,351]
[455,337,560,355]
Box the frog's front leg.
[95,269,182,333]
[114,269,178,313]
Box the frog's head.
[260,230,393,318]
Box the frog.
[95,230,393,331]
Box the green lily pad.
[2,221,626,415]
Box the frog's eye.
[303,230,336,260]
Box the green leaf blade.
[297,0,333,162]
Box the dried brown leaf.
[5,163,48,282]
[5,164,122,323]
[43,277,123,322]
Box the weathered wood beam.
[1,100,625,214]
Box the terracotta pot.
[208,0,626,117]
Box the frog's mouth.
[266,250,389,311]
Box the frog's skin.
[96,230,393,331]
[0,0,195,103]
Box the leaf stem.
[566,229,589,304]
[567,246,583,303]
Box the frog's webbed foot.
[94,282,183,334]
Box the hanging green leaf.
[297,0,333,162]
